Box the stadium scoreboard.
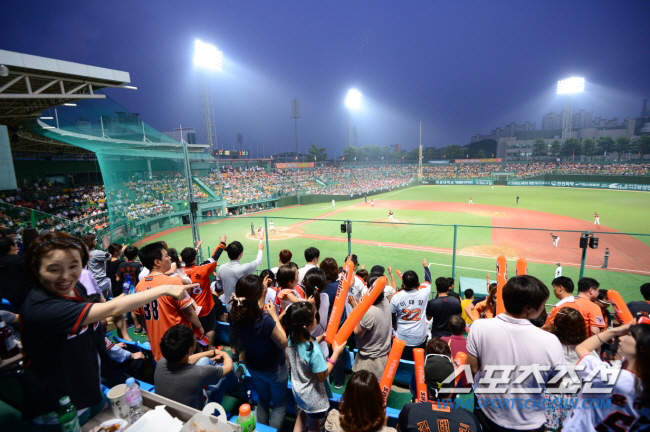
[216,150,249,157]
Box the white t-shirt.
[390,286,431,346]
[466,314,565,430]
[297,263,317,285]
[563,354,649,431]
[349,275,365,301]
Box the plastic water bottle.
[0,318,19,359]
[58,396,81,432]
[122,274,132,295]
[236,404,256,432]
[124,378,143,423]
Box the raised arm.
[83,283,197,326]
[423,259,431,284]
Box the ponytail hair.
[230,274,265,324]
[281,301,316,351]
[303,268,326,324]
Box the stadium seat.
[213,321,230,345]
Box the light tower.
[345,89,362,148]
[418,121,423,178]
[290,99,300,160]
[557,77,584,140]
[194,39,223,154]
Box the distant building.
[471,121,536,143]
[163,127,197,144]
[498,117,637,160]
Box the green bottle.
[236,404,256,432]
[58,396,81,432]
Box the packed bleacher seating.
[2,228,649,431]
[557,163,650,176]
[421,162,555,179]
[2,162,649,233]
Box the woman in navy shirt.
[230,274,288,431]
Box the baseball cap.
[370,265,385,275]
[424,354,455,397]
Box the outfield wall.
[506,180,650,191]
[522,174,650,184]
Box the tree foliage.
[597,136,615,155]
[582,138,596,156]
[550,140,561,156]
[638,135,650,157]
[532,138,548,157]
[615,137,632,160]
[307,144,327,161]
[561,138,582,157]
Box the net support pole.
[347,220,352,256]
[264,216,271,269]
[579,241,588,280]
[183,138,202,262]
[452,224,458,280]
[31,209,36,227]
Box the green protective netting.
[22,93,220,243]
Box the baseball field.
[137,185,650,304]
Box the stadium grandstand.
[2,49,650,432]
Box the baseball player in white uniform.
[389,209,394,221]
[469,196,473,204]
[594,212,600,225]
[555,263,562,278]
[551,233,560,247]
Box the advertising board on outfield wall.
[507,180,650,191]
[455,158,502,163]
[275,162,315,169]
[420,179,494,185]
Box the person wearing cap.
[399,338,481,432]
[369,264,397,299]
[555,262,562,278]
[542,276,577,333]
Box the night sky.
[2,0,649,158]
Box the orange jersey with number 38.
[135,273,194,361]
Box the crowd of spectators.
[2,228,649,431]
[421,163,555,179]
[557,163,650,176]
[204,165,414,205]
[2,162,649,231]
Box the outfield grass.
[147,185,650,303]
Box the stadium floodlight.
[345,89,362,110]
[557,77,585,95]
[194,39,223,71]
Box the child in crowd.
[275,264,305,313]
[441,314,468,358]
[282,302,345,432]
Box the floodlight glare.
[345,89,362,110]
[194,39,223,71]
[557,77,585,95]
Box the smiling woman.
[19,231,198,425]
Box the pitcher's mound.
[246,226,305,241]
